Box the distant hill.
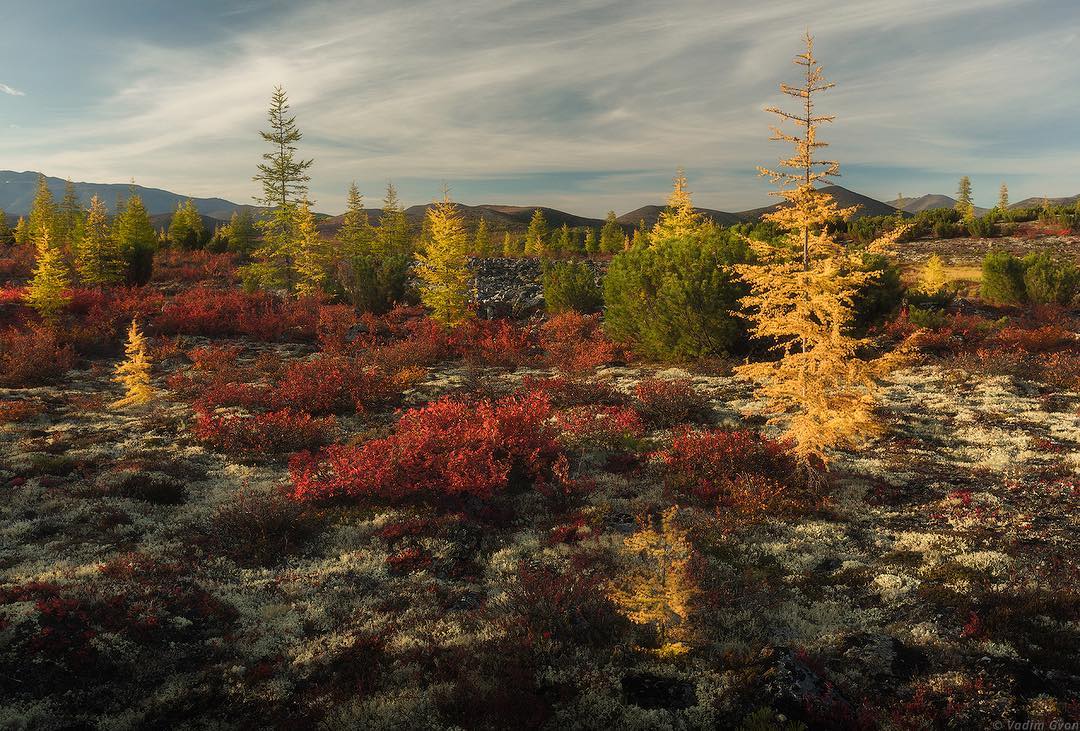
[888,193,989,217]
[0,170,257,222]
[738,185,905,221]
[617,205,743,229]
[317,203,609,238]
[1009,194,1080,209]
[148,212,227,234]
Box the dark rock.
[621,672,697,710]
[469,257,607,319]
[757,647,853,726]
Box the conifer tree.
[956,176,974,220]
[293,201,331,297]
[651,169,703,242]
[249,85,313,291]
[28,174,57,247]
[114,192,158,284]
[26,230,71,323]
[0,209,10,245]
[112,319,155,408]
[339,182,374,257]
[169,199,204,249]
[737,32,905,468]
[501,231,518,258]
[226,209,258,254]
[998,183,1009,212]
[524,208,549,257]
[921,253,947,293]
[473,217,491,257]
[375,182,410,257]
[599,211,623,254]
[608,507,697,658]
[555,222,573,255]
[584,227,598,255]
[13,216,30,246]
[55,179,84,247]
[77,196,123,286]
[416,190,475,327]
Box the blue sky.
[1,0,1078,216]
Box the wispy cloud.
[0,83,25,97]
[0,0,1075,214]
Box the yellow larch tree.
[416,189,475,327]
[112,319,155,408]
[921,253,947,294]
[292,201,332,297]
[651,168,703,242]
[736,32,905,468]
[608,507,697,658]
[76,195,123,286]
[26,230,72,323]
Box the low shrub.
[290,392,560,502]
[1022,252,1079,306]
[980,251,1027,305]
[603,228,749,359]
[541,260,602,314]
[966,216,996,238]
[0,398,43,422]
[539,312,619,373]
[270,356,419,414]
[517,375,625,407]
[633,377,710,427]
[451,318,536,368]
[204,487,320,567]
[194,407,333,461]
[853,252,904,328]
[0,325,76,387]
[555,405,645,452]
[152,250,237,283]
[156,287,320,341]
[660,428,814,516]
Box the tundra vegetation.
[0,36,1077,731]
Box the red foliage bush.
[156,287,320,341]
[268,355,418,415]
[0,325,76,387]
[290,392,560,502]
[555,405,645,452]
[992,324,1075,353]
[659,428,814,516]
[539,312,619,373]
[0,399,43,423]
[0,245,35,281]
[195,407,333,461]
[315,304,362,354]
[633,377,710,427]
[152,250,237,283]
[450,318,537,368]
[517,375,625,407]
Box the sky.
[1,0,1078,217]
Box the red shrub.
[194,381,271,410]
[633,377,710,427]
[660,428,812,516]
[270,355,421,415]
[315,304,361,354]
[290,392,560,502]
[156,288,319,341]
[0,245,34,281]
[152,250,237,283]
[517,375,624,407]
[451,318,537,368]
[0,399,43,423]
[555,405,645,452]
[992,324,1075,353]
[539,312,618,373]
[195,407,333,461]
[0,325,76,387]
[188,345,245,372]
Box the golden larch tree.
[113,319,155,407]
[608,507,697,658]
[998,183,1009,211]
[26,230,72,323]
[651,168,703,242]
[292,201,332,297]
[736,32,905,468]
[921,254,947,294]
[416,189,475,327]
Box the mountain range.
[4,170,1075,235]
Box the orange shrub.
[539,312,619,373]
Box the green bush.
[966,216,996,238]
[339,252,411,313]
[907,306,950,329]
[541,260,602,314]
[853,252,904,327]
[603,227,749,359]
[1022,252,1080,305]
[933,220,962,239]
[980,251,1027,304]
